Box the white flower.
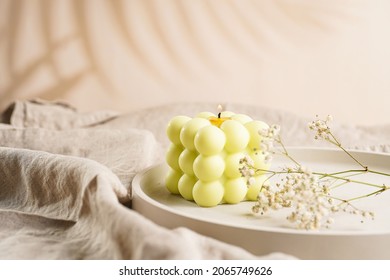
[326,115,333,122]
[308,115,335,142]
[252,165,339,230]
[246,114,380,230]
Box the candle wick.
[218,112,221,118]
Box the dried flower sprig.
[240,115,389,230]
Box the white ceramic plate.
[132,148,390,259]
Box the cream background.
[1,0,390,125]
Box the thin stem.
[313,172,386,189]
[329,180,349,190]
[327,131,367,170]
[325,169,367,177]
[317,168,390,180]
[327,171,367,189]
[338,186,388,204]
[256,168,385,188]
[261,173,277,191]
[368,169,390,177]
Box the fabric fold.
[0,100,162,191]
[0,147,128,222]
[0,127,160,190]
[2,99,119,129]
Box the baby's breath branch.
[310,116,367,170]
[325,195,375,219]
[239,115,390,230]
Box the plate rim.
[132,147,390,237]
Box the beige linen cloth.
[1,100,390,259]
[0,100,292,259]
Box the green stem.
[368,169,390,177]
[325,169,367,177]
[313,172,386,189]
[329,180,349,190]
[333,186,389,205]
[261,173,277,191]
[345,188,388,203]
[328,131,367,170]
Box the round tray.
[132,147,390,259]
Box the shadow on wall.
[1,0,376,123]
[0,0,115,110]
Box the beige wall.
[1,0,390,125]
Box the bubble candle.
[165,107,270,207]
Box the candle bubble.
[167,116,191,145]
[194,125,226,156]
[193,180,224,207]
[178,174,197,201]
[180,118,210,151]
[165,169,183,194]
[224,177,247,204]
[193,154,225,182]
[220,120,250,153]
